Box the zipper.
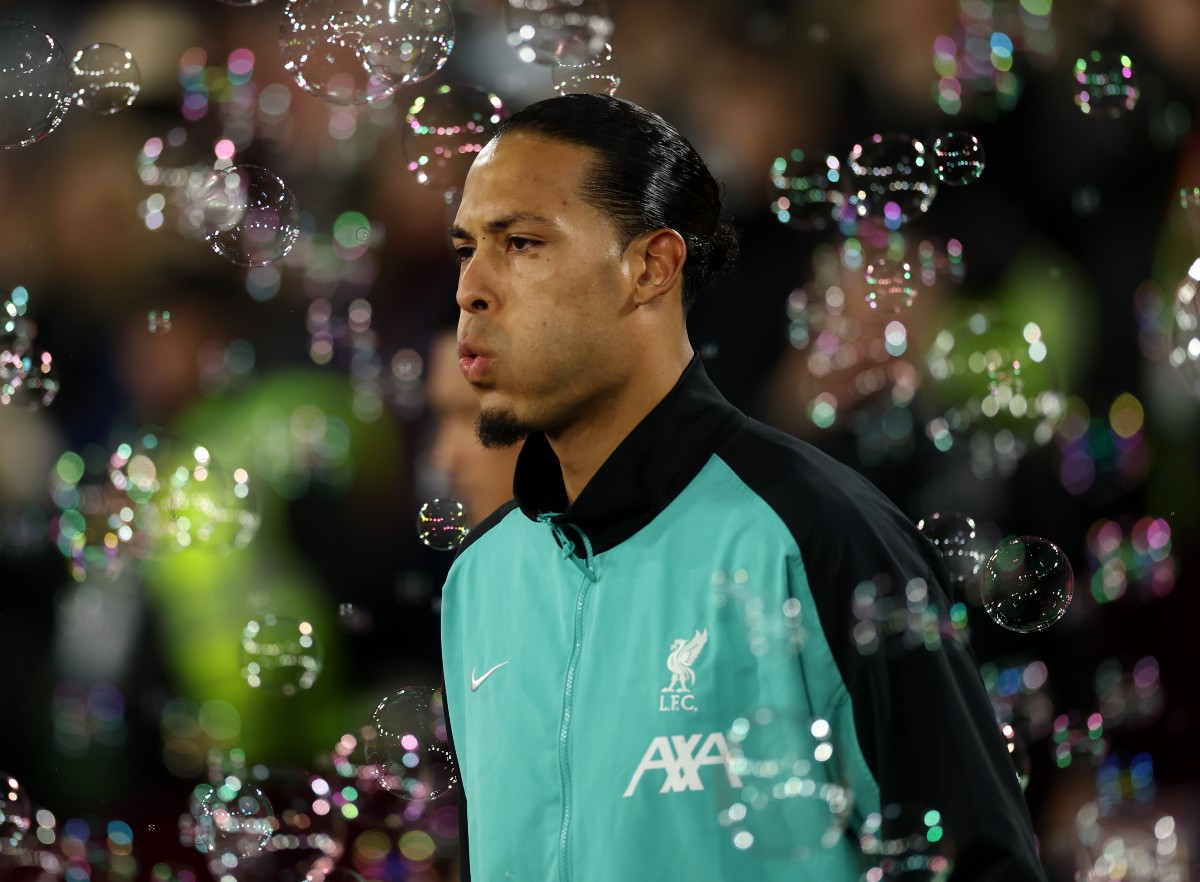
[557,567,594,882]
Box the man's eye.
[509,237,538,252]
[454,246,474,264]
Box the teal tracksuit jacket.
[441,357,1045,881]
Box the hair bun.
[708,220,740,278]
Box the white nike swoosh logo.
[470,661,509,692]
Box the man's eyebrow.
[447,212,555,240]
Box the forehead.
[455,133,596,226]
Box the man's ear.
[629,228,687,308]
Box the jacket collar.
[513,355,746,554]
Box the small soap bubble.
[240,615,324,695]
[363,686,458,799]
[717,708,852,860]
[768,150,845,232]
[403,85,506,201]
[1167,260,1200,400]
[199,164,300,266]
[504,0,613,66]
[846,134,936,225]
[981,536,1074,633]
[0,772,33,854]
[917,512,992,592]
[193,780,276,859]
[280,0,454,106]
[0,20,73,148]
[552,42,619,96]
[0,348,58,409]
[860,803,955,881]
[932,132,985,186]
[416,497,469,551]
[70,42,140,115]
[1074,51,1138,118]
[864,259,918,312]
[148,310,172,333]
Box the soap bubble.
[363,686,458,799]
[845,134,936,225]
[917,512,991,593]
[416,497,469,551]
[552,42,619,96]
[932,131,984,186]
[108,432,261,556]
[147,310,172,333]
[0,772,33,857]
[864,259,918,312]
[0,20,73,148]
[1167,258,1200,400]
[280,0,454,106]
[194,779,277,859]
[859,803,955,881]
[923,307,1067,463]
[199,164,300,266]
[240,615,324,695]
[768,149,845,232]
[981,536,1074,633]
[717,707,853,860]
[0,348,58,409]
[403,84,506,200]
[1074,51,1139,118]
[70,42,139,115]
[504,0,614,66]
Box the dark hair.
[493,94,738,313]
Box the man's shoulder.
[453,499,522,559]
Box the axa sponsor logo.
[622,732,742,797]
[659,628,707,712]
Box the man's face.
[426,331,520,525]
[449,133,637,442]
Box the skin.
[449,132,692,503]
[427,329,521,525]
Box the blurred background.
[1,0,1199,879]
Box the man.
[440,94,1045,881]
[426,327,521,525]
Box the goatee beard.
[476,408,530,449]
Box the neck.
[549,340,693,504]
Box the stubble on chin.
[476,408,530,449]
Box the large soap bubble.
[845,134,936,225]
[981,536,1074,633]
[403,84,506,201]
[280,0,454,106]
[240,615,324,695]
[917,511,992,593]
[0,20,73,148]
[504,0,613,66]
[552,42,619,96]
[1074,50,1139,119]
[198,164,300,266]
[768,149,845,232]
[193,779,277,860]
[70,42,139,115]
[363,686,458,800]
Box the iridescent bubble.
[199,164,300,266]
[981,536,1074,633]
[768,150,845,232]
[917,512,991,592]
[403,85,506,200]
[859,803,955,881]
[932,131,984,186]
[845,134,936,225]
[280,0,454,106]
[924,307,1067,463]
[504,0,614,66]
[552,42,619,96]
[1167,258,1200,400]
[363,686,458,799]
[717,707,853,860]
[1074,50,1139,118]
[864,259,918,312]
[0,348,58,409]
[240,615,323,695]
[70,42,139,115]
[194,779,277,859]
[416,497,469,551]
[0,20,73,149]
[0,772,33,856]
